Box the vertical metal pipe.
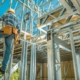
[69,29,79,80]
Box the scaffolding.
[0,0,80,80]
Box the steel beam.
[71,0,80,13]
[59,8,66,17]
[63,35,80,41]
[38,6,63,19]
[47,40,56,80]
[76,50,80,80]
[30,44,36,80]
[19,41,25,80]
[37,35,71,51]
[41,0,52,7]
[38,11,78,30]
[16,0,38,14]
[23,42,28,80]
[20,0,25,32]
[54,36,71,52]
[59,0,73,12]
[55,44,62,80]
[69,29,79,80]
[30,7,34,35]
[47,31,62,80]
[53,19,80,33]
[47,32,55,80]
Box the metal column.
[19,0,26,78]
[76,49,80,80]
[30,44,36,80]
[23,42,28,80]
[47,31,56,80]
[19,41,28,80]
[69,29,79,80]
[19,41,25,80]
[30,0,34,35]
[55,44,62,80]
[47,31,62,80]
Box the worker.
[0,8,20,74]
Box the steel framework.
[0,0,80,80]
